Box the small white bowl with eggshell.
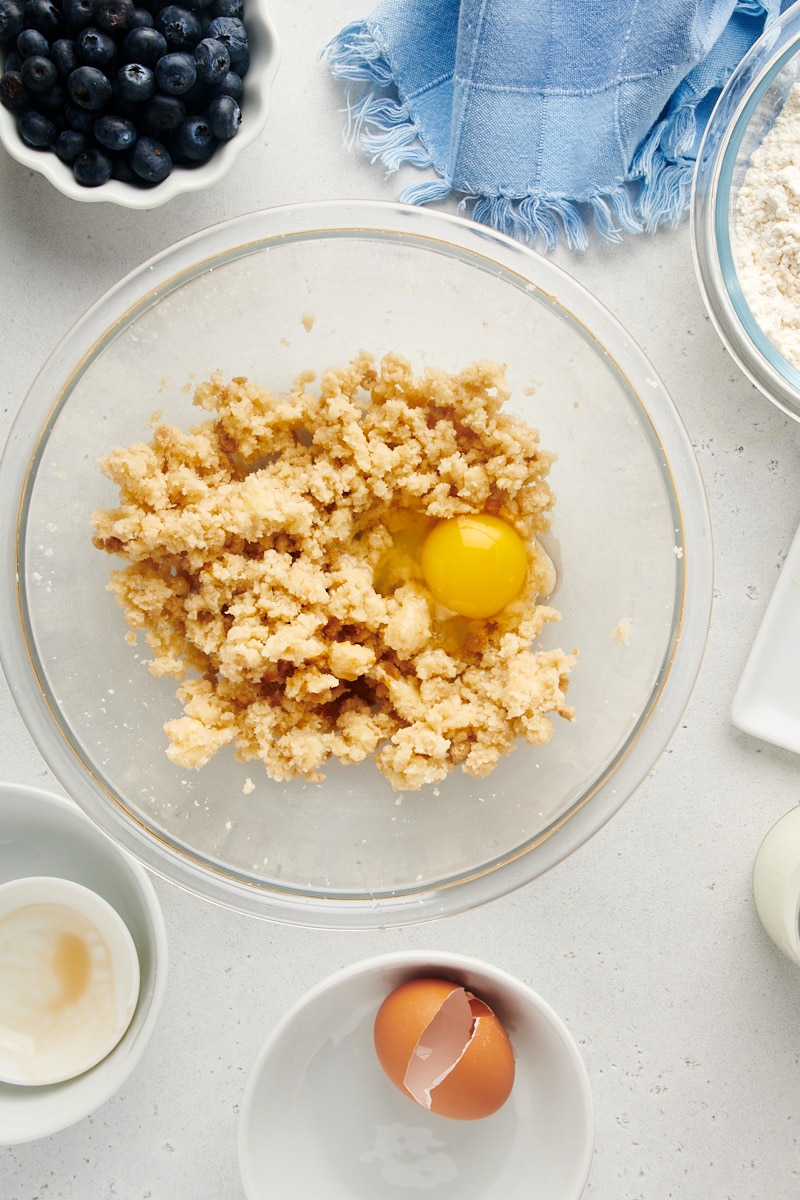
[0,875,141,1087]
[238,950,594,1200]
[0,781,168,1145]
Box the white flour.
[735,83,800,368]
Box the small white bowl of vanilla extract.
[0,875,140,1087]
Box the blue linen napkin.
[324,0,793,250]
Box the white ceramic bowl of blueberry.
[0,0,280,207]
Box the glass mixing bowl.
[692,2,800,421]
[0,201,712,927]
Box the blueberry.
[0,68,30,111]
[209,0,241,18]
[154,49,194,93]
[176,71,207,107]
[76,26,117,68]
[110,150,136,180]
[94,0,135,34]
[229,42,245,75]
[17,105,56,145]
[121,25,165,64]
[73,143,112,184]
[35,79,66,112]
[204,15,245,67]
[175,111,212,160]
[50,37,78,75]
[193,35,226,83]
[142,89,182,134]
[67,64,112,108]
[23,0,61,38]
[93,110,135,148]
[16,26,48,56]
[115,59,154,101]
[0,0,24,45]
[20,52,57,91]
[209,67,240,100]
[64,97,94,130]
[129,6,154,27]
[62,0,93,28]
[206,91,237,140]
[129,133,170,180]
[155,4,201,49]
[53,125,86,160]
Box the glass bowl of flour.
[692,2,800,422]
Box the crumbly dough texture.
[92,353,576,790]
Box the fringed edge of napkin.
[322,10,772,251]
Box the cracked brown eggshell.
[373,976,515,1120]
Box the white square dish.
[732,520,800,752]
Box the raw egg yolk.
[420,514,528,619]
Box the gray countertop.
[2,3,800,1196]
